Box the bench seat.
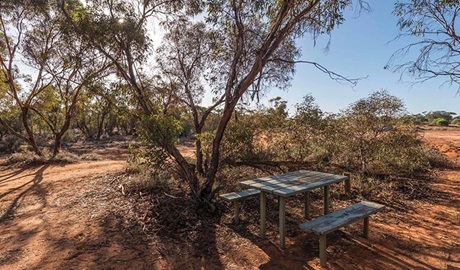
[299,201,385,267]
[220,189,260,223]
[220,188,260,202]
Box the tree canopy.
[389,0,460,88]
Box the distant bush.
[451,118,460,125]
[430,118,449,126]
[425,147,454,168]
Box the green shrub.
[431,118,449,126]
[250,91,433,182]
[451,118,460,125]
[125,146,174,192]
[3,148,82,166]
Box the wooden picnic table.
[240,170,349,248]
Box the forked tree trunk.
[52,114,72,158]
[21,107,43,157]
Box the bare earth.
[1,130,459,269]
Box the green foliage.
[126,143,174,192]
[225,91,432,183]
[411,111,457,125]
[392,0,460,86]
[411,113,428,124]
[132,110,185,184]
[451,118,460,125]
[63,0,151,63]
[220,117,256,162]
[425,111,456,123]
[141,113,183,147]
[3,148,80,165]
[331,91,429,176]
[430,118,450,126]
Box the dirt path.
[0,131,460,269]
[0,160,127,269]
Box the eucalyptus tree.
[196,0,365,201]
[389,0,460,87]
[74,85,112,140]
[0,0,110,157]
[74,81,137,140]
[156,20,224,177]
[61,0,365,204]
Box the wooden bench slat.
[299,201,384,235]
[219,188,260,202]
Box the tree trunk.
[167,143,199,195]
[201,101,236,200]
[96,110,108,141]
[52,135,62,157]
[195,137,204,175]
[21,107,43,157]
[52,114,72,158]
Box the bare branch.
[271,58,364,87]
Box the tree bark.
[21,107,43,157]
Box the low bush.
[125,145,175,193]
[0,135,23,153]
[2,148,82,166]
[235,91,438,192]
[430,118,449,126]
[4,150,48,166]
[451,118,460,125]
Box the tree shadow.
[0,166,30,184]
[0,164,49,223]
[148,195,225,269]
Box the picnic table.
[240,170,349,248]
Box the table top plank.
[240,170,348,197]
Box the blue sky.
[266,1,460,115]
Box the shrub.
[431,118,449,126]
[0,135,22,153]
[2,148,82,166]
[4,150,47,166]
[451,118,460,125]
[250,91,433,183]
[53,150,81,163]
[125,146,175,193]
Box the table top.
[240,170,348,197]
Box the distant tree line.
[411,111,460,126]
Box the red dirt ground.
[0,129,459,269]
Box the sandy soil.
[0,130,459,269]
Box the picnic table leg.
[363,216,369,238]
[233,201,240,223]
[260,191,267,238]
[304,191,310,219]
[344,173,351,193]
[319,234,327,267]
[324,185,330,215]
[279,196,286,248]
